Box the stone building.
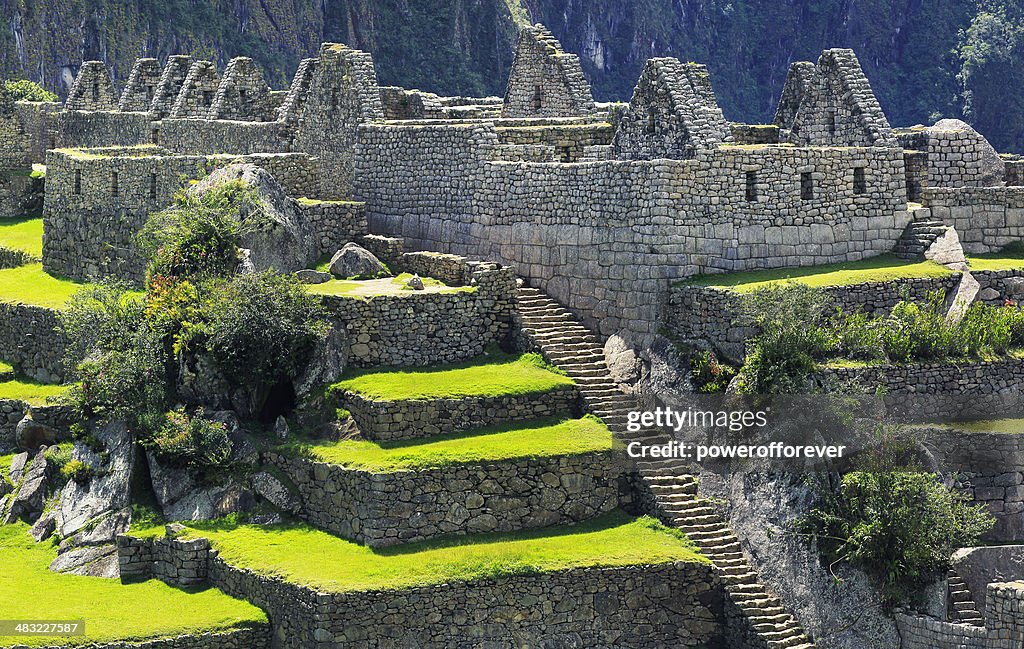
[502,24,595,118]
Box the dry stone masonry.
[502,24,595,118]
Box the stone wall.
[266,450,619,546]
[119,58,162,113]
[117,533,211,587]
[15,102,60,163]
[55,110,154,150]
[341,385,579,442]
[0,303,66,383]
[43,147,319,282]
[2,628,271,649]
[922,186,1024,253]
[209,57,271,122]
[950,546,1024,620]
[357,119,908,341]
[0,399,29,453]
[774,61,816,130]
[321,263,516,368]
[502,24,595,118]
[896,581,1024,649]
[0,101,30,170]
[119,531,726,649]
[64,61,117,112]
[0,170,42,219]
[156,119,289,155]
[295,199,367,258]
[170,61,220,120]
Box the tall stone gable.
[612,58,731,161]
[293,43,383,199]
[277,57,318,125]
[502,24,595,118]
[210,57,272,121]
[118,58,162,112]
[65,61,117,111]
[773,61,816,130]
[169,60,220,119]
[788,49,897,148]
[150,55,194,119]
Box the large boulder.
[187,164,312,273]
[295,325,348,398]
[15,414,60,451]
[1,448,52,524]
[147,451,254,521]
[328,242,388,279]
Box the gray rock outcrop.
[329,242,387,279]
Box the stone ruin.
[64,61,117,112]
[502,23,595,118]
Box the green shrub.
[149,408,232,471]
[690,350,736,393]
[43,443,74,473]
[200,272,329,390]
[4,79,57,102]
[60,459,93,483]
[797,427,994,607]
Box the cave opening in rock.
[259,379,296,423]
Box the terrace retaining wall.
[0,303,66,383]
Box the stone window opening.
[73,169,82,195]
[853,167,867,194]
[827,110,836,136]
[91,82,99,102]
[800,172,814,200]
[111,171,119,197]
[532,85,543,112]
[557,145,572,162]
[645,110,657,136]
[239,88,248,101]
[151,127,160,145]
[149,173,158,200]
[745,171,758,202]
[146,85,154,101]
[49,135,56,150]
[202,90,213,107]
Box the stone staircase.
[516,285,816,649]
[947,569,985,626]
[893,214,954,260]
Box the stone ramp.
[516,285,816,649]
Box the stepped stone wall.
[266,450,619,546]
[64,61,117,112]
[613,58,731,160]
[897,120,1004,188]
[950,546,1024,621]
[0,303,66,383]
[341,385,579,442]
[42,147,319,282]
[358,121,907,340]
[897,581,1024,649]
[117,532,725,649]
[502,25,595,118]
[922,186,1024,253]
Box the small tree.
[3,79,58,102]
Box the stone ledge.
[0,627,270,649]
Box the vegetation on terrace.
[0,524,266,647]
[0,264,90,309]
[682,255,952,293]
[0,378,69,405]
[182,511,704,593]
[0,217,43,258]
[930,418,1024,433]
[331,352,572,401]
[286,416,613,471]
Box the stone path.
[947,569,985,626]
[517,285,816,649]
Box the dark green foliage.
[148,408,232,471]
[201,272,329,390]
[797,426,995,607]
[3,79,57,102]
[690,350,736,393]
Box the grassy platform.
[0,217,43,258]
[682,255,953,293]
[0,524,266,647]
[930,418,1024,433]
[0,379,69,405]
[289,416,613,471]
[0,264,87,309]
[966,253,1024,272]
[184,511,704,593]
[307,273,472,299]
[331,353,573,401]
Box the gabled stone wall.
[149,55,194,119]
[64,61,117,112]
[118,58,162,113]
[774,61,816,130]
[169,60,220,119]
[502,24,595,118]
[210,57,271,122]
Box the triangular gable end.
[773,61,816,130]
[169,60,221,119]
[65,61,117,111]
[119,58,162,113]
[502,24,595,118]
[210,57,272,122]
[150,55,194,119]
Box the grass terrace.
[0,264,89,309]
[0,360,12,380]
[928,418,1024,434]
[966,252,1024,272]
[682,255,953,293]
[330,352,573,401]
[287,416,613,471]
[0,217,43,258]
[0,524,267,647]
[307,273,472,299]
[0,378,69,405]
[183,511,705,594]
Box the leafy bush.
[137,182,251,282]
[797,427,994,607]
[200,272,329,390]
[60,460,93,483]
[148,408,232,470]
[4,79,57,102]
[690,350,736,393]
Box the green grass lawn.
[290,416,613,471]
[0,379,70,405]
[0,360,12,379]
[185,511,705,593]
[0,217,43,258]
[0,264,88,309]
[0,524,266,647]
[966,253,1024,272]
[930,418,1024,433]
[331,353,573,401]
[682,255,953,293]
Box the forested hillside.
[1,0,1023,150]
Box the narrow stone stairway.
[893,214,954,259]
[516,285,816,649]
[947,570,984,626]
